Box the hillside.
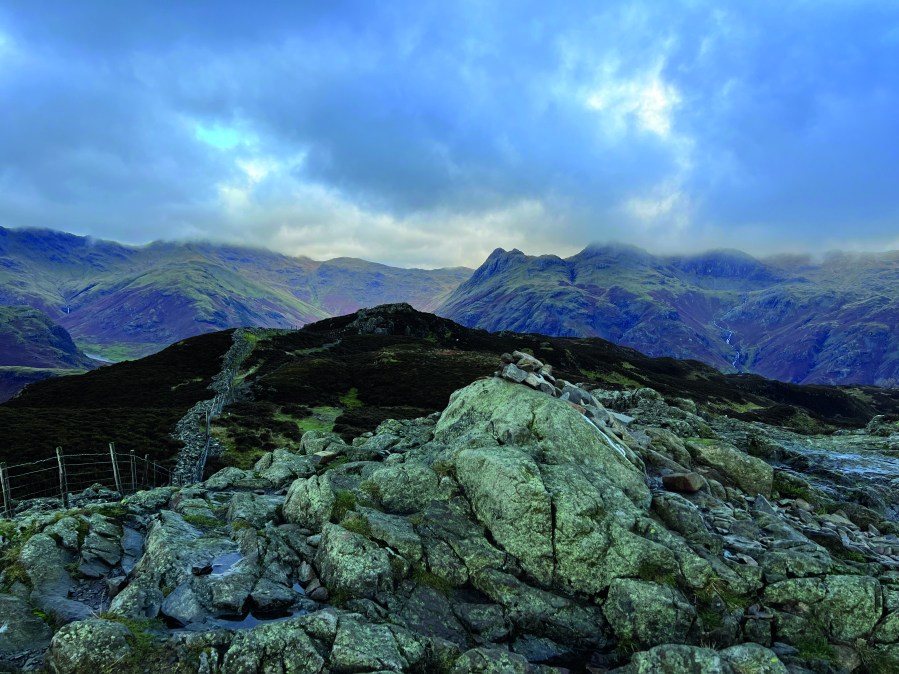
[3,307,899,672]
[0,305,98,402]
[0,306,95,370]
[6,304,898,478]
[0,226,471,360]
[0,330,236,466]
[436,245,899,385]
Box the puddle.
[778,435,899,519]
[210,552,243,576]
[214,609,305,629]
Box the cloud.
[0,1,898,266]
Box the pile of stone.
[497,351,633,429]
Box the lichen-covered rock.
[617,644,733,673]
[720,643,788,673]
[43,516,81,550]
[450,647,532,673]
[123,486,175,515]
[257,448,316,487]
[300,430,346,455]
[0,594,53,668]
[330,617,410,672]
[453,446,554,584]
[203,466,271,490]
[436,379,649,508]
[762,574,882,641]
[283,472,345,530]
[314,523,393,599]
[472,568,607,649]
[435,379,669,595]
[45,619,134,674]
[226,492,281,529]
[19,533,92,624]
[109,511,235,619]
[367,462,441,514]
[219,619,325,673]
[604,578,697,649]
[356,508,424,562]
[686,440,773,497]
[80,514,123,570]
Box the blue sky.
[0,1,897,267]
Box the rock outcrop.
[2,353,899,673]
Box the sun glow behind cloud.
[195,124,244,150]
[585,69,682,139]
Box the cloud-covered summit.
[1,1,897,267]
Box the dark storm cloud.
[0,1,897,266]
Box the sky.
[1,1,898,269]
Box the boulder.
[367,462,442,515]
[283,473,340,530]
[604,578,697,649]
[45,619,134,674]
[330,617,410,672]
[314,523,393,599]
[218,618,325,673]
[720,643,788,673]
[453,446,554,584]
[687,440,773,497]
[619,644,733,673]
[0,594,53,667]
[762,574,882,641]
[663,472,705,493]
[451,647,532,673]
[226,492,281,529]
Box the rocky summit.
[2,353,899,673]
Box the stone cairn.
[496,350,704,493]
[495,351,634,438]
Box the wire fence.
[0,443,171,517]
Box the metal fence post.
[56,447,69,508]
[129,449,136,493]
[0,463,11,517]
[142,454,149,487]
[109,442,123,495]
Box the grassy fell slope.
[204,304,899,471]
[0,330,234,466]
[3,304,898,480]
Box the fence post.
[129,449,137,493]
[56,447,69,508]
[0,463,11,517]
[109,442,123,495]
[143,454,149,486]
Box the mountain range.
[2,226,899,387]
[437,245,899,386]
[0,226,470,360]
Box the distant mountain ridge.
[436,244,899,386]
[0,226,471,359]
[5,226,899,386]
